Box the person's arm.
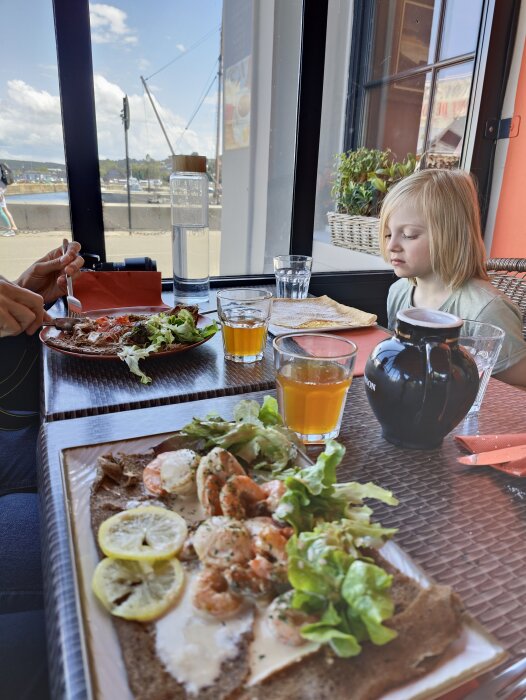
[474,294,526,388]
[494,356,526,389]
[0,277,48,337]
[15,240,84,304]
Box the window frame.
[53,0,105,260]
[344,0,521,226]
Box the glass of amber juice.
[273,333,357,442]
[217,288,273,362]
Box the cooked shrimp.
[196,448,246,515]
[143,460,164,496]
[192,516,253,569]
[259,480,287,512]
[265,592,317,646]
[219,475,267,519]
[223,563,274,598]
[240,518,291,583]
[193,567,244,618]
[142,449,199,496]
[245,517,292,583]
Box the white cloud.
[89,3,138,45]
[0,75,216,162]
[0,80,64,161]
[176,44,186,53]
[204,94,218,107]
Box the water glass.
[273,255,313,299]
[459,320,505,414]
[217,288,272,363]
[273,333,357,443]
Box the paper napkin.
[71,271,167,312]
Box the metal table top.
[38,378,526,698]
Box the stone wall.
[7,202,222,233]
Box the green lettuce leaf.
[300,604,362,657]
[116,309,217,382]
[275,439,398,534]
[285,519,398,657]
[117,344,156,384]
[341,560,397,645]
[258,395,283,426]
[178,397,298,474]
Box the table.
[41,289,277,421]
[38,377,526,698]
[41,327,276,421]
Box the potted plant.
[328,148,416,255]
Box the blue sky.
[0,1,222,163]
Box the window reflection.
[439,0,483,61]
[364,73,428,159]
[425,62,474,168]
[370,0,437,81]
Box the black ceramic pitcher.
[364,309,479,449]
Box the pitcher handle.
[416,340,451,427]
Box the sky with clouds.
[0,0,222,163]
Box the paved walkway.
[1,230,220,281]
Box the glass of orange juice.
[273,333,357,442]
[217,288,273,362]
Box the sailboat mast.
[140,75,176,167]
[214,27,222,204]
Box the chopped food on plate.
[44,305,218,383]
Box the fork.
[42,318,84,332]
[463,657,526,700]
[62,238,83,317]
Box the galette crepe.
[88,415,464,700]
[270,296,377,329]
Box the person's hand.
[0,277,49,337]
[15,240,84,304]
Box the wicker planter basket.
[327,212,381,256]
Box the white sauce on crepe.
[247,608,319,686]
[155,569,253,693]
[156,567,320,692]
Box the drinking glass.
[273,333,357,443]
[273,255,313,299]
[217,288,273,362]
[459,320,505,414]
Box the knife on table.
[457,444,526,466]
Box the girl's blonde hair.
[379,168,489,289]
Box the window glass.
[424,61,474,168]
[90,0,302,278]
[439,0,483,61]
[313,0,483,274]
[370,0,438,81]
[0,0,70,280]
[363,73,428,158]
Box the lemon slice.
[92,557,184,621]
[98,506,187,561]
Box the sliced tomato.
[115,315,131,325]
[95,316,111,330]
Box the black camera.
[95,257,157,272]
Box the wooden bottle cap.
[173,155,207,173]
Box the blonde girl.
[379,168,526,387]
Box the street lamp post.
[121,95,132,234]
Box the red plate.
[39,306,216,360]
